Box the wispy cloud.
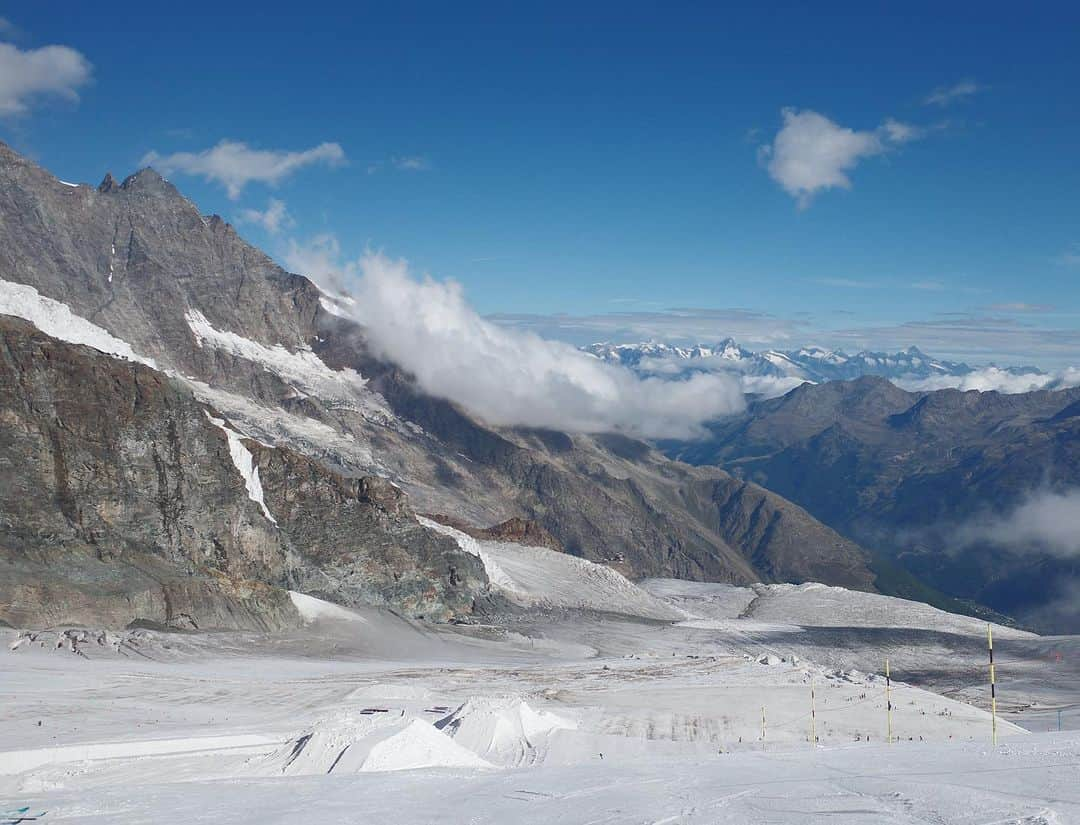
[486,305,1080,372]
[0,39,92,116]
[759,108,925,207]
[924,79,983,107]
[956,489,1080,558]
[236,198,294,235]
[813,278,949,292]
[141,140,346,199]
[490,307,806,349]
[982,302,1055,314]
[367,155,431,174]
[282,233,353,293]
[880,117,924,143]
[283,238,746,438]
[814,277,880,289]
[826,315,1080,370]
[896,365,1080,394]
[392,155,429,171]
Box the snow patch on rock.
[205,412,277,525]
[418,517,684,621]
[288,591,367,624]
[417,517,518,593]
[185,308,367,400]
[0,278,155,367]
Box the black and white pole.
[885,657,893,744]
[988,623,998,746]
[761,705,767,752]
[810,680,817,746]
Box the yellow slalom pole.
[988,624,998,746]
[810,680,817,747]
[761,706,766,752]
[885,658,894,744]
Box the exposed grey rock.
[0,141,887,629]
[668,376,1080,631]
[0,316,485,628]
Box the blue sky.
[3,2,1079,367]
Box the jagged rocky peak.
[98,172,119,192]
[118,166,184,198]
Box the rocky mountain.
[585,339,1049,392]
[0,142,888,630]
[0,315,487,630]
[664,376,1080,632]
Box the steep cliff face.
[0,316,295,630]
[0,142,889,628]
[253,445,486,618]
[0,317,486,629]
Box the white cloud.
[957,489,1080,558]
[0,40,92,116]
[759,109,921,208]
[141,140,346,199]
[283,233,356,294]
[736,374,809,398]
[285,240,745,438]
[815,277,879,289]
[237,198,293,234]
[983,302,1054,313]
[895,365,1080,394]
[924,80,982,107]
[880,117,923,143]
[393,155,429,171]
[367,155,431,174]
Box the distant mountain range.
[584,339,1065,396]
[663,376,1080,633]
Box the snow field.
[185,308,368,402]
[0,278,155,367]
[2,538,1073,821]
[418,517,686,621]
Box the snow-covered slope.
[419,518,685,621]
[0,278,156,368]
[644,579,1033,639]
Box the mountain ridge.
[583,338,1062,396]
[0,141,890,629]
[665,375,1080,632]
